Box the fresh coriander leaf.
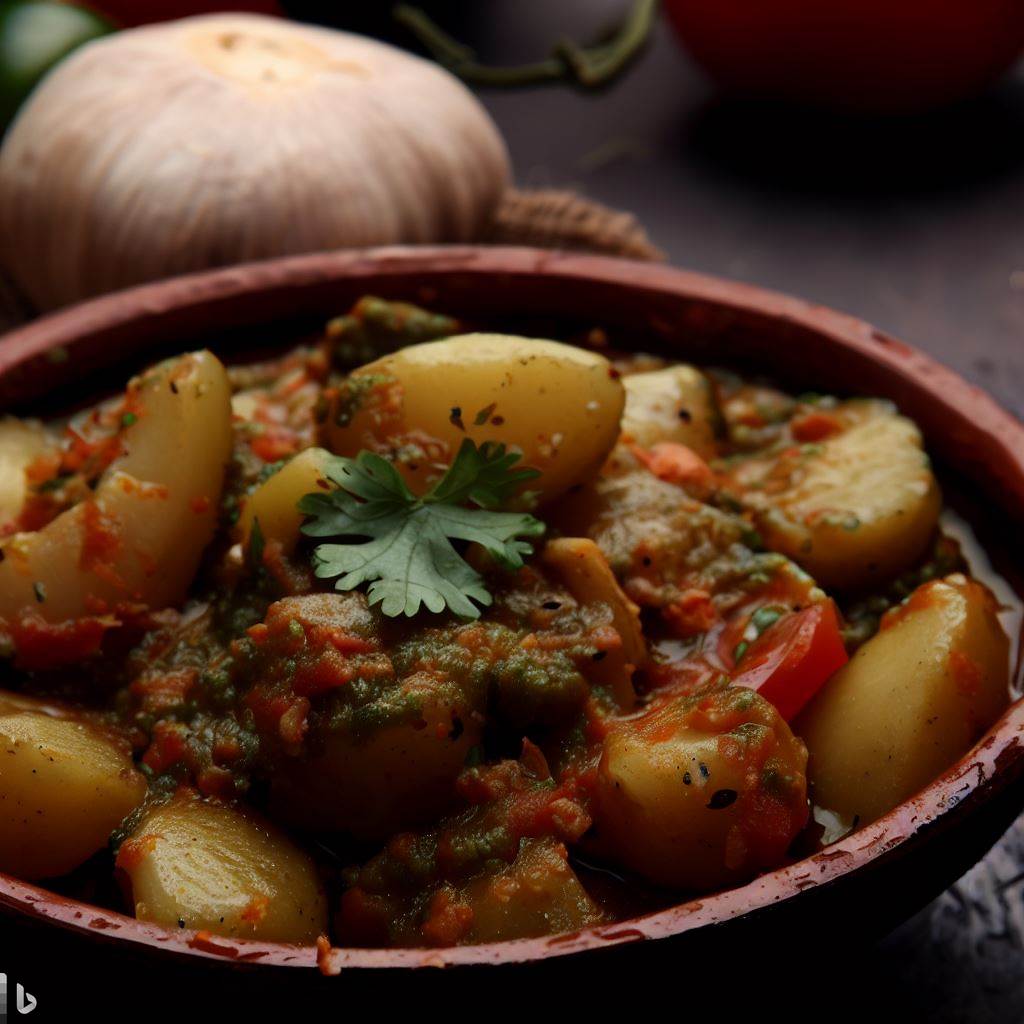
[299,439,544,619]
[428,439,539,509]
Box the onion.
[0,14,510,310]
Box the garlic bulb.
[0,14,510,310]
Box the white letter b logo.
[15,984,35,1016]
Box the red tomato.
[631,442,714,488]
[730,601,847,721]
[81,1,282,28]
[663,0,1024,113]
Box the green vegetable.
[0,1,113,131]
[299,439,544,619]
[326,296,461,369]
[750,605,783,636]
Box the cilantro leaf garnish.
[298,440,544,619]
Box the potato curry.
[0,297,1011,948]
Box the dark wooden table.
[4,5,1024,1019]
[466,2,1024,420]
[469,3,1024,1018]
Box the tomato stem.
[393,0,658,90]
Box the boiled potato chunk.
[323,333,625,503]
[621,366,719,457]
[0,418,52,530]
[796,575,1009,826]
[0,693,146,879]
[462,838,605,942]
[238,446,333,554]
[269,673,483,841]
[118,793,326,943]
[593,686,808,891]
[0,351,232,622]
[736,404,941,590]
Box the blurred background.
[2,2,1023,1018]
[2,0,1022,422]
[361,0,1024,421]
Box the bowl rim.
[1,244,1022,972]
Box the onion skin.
[0,14,510,310]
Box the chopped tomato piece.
[730,601,848,720]
[631,442,714,488]
[663,588,718,637]
[249,423,299,463]
[790,410,841,442]
[4,612,115,670]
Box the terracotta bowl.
[1,246,1023,979]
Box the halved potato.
[0,692,146,879]
[118,792,326,943]
[592,686,808,891]
[0,351,232,621]
[323,333,625,503]
[0,418,52,530]
[620,366,719,457]
[732,402,941,590]
[796,575,1010,825]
